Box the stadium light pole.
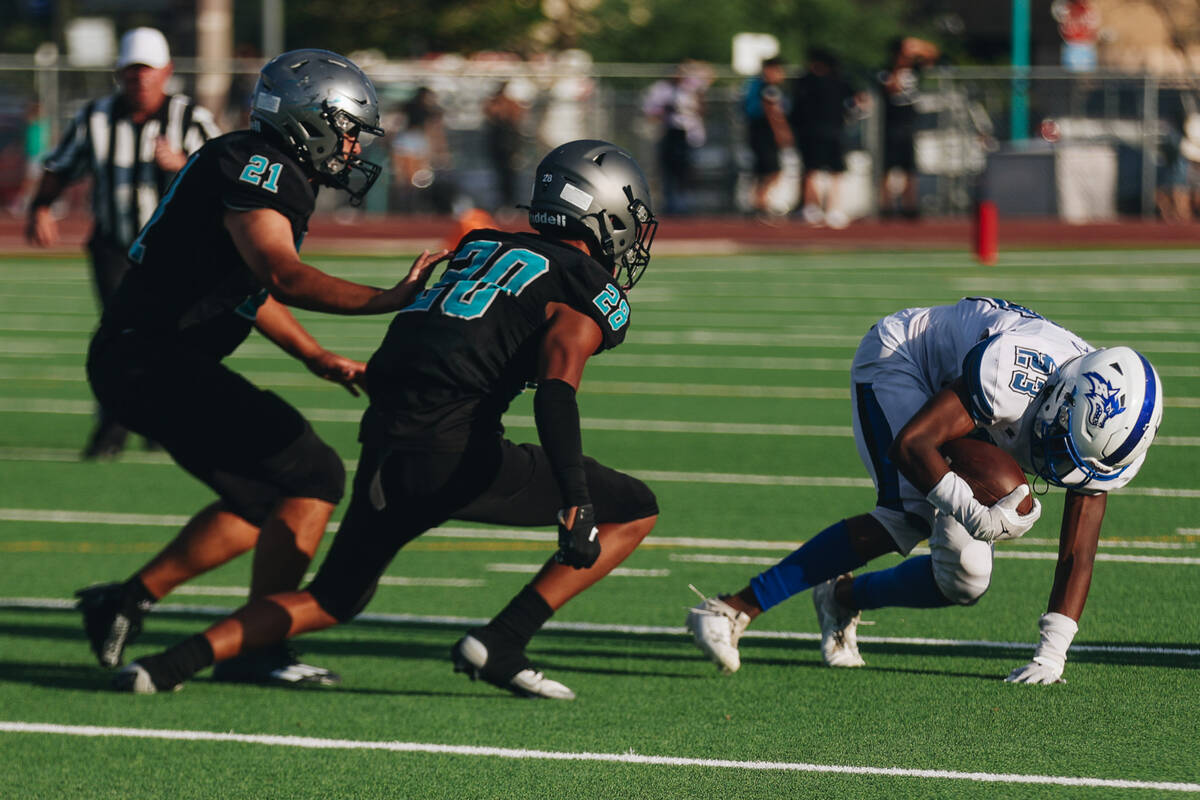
[1011,0,1031,143]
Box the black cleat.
[451,633,574,700]
[211,645,341,687]
[111,660,181,694]
[75,582,146,668]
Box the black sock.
[121,576,156,618]
[139,634,214,690]
[482,584,553,651]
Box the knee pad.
[261,425,346,506]
[931,537,993,606]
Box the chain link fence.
[1,53,1194,220]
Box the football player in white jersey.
[687,297,1163,684]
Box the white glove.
[1005,612,1079,684]
[926,472,1042,543]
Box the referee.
[25,27,220,459]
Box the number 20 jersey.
[361,229,631,451]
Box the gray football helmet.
[250,49,384,205]
[528,139,657,290]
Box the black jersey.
[102,130,316,359]
[361,229,631,451]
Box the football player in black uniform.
[112,139,661,699]
[77,50,449,686]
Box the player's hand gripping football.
[555,504,601,569]
[306,350,367,397]
[926,473,1042,543]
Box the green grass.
[0,249,1197,798]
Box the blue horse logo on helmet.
[1082,371,1125,428]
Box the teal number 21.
[239,155,283,193]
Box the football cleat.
[111,661,181,694]
[812,576,866,668]
[451,634,575,700]
[685,585,751,675]
[211,645,341,687]
[76,582,147,668]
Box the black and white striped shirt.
[43,93,220,247]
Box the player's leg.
[83,338,345,680]
[81,239,133,459]
[687,330,933,672]
[450,441,659,698]
[113,445,460,693]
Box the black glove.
[555,504,600,569]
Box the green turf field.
[0,249,1196,799]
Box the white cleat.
[812,577,866,668]
[686,585,751,675]
[452,634,575,700]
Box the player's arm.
[25,169,69,247]
[224,208,448,315]
[253,295,366,396]
[891,378,1041,542]
[1007,490,1106,685]
[535,302,604,569]
[889,379,977,492]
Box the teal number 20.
[399,241,550,320]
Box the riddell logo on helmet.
[530,211,567,227]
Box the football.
[939,437,1034,514]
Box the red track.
[3,213,1199,255]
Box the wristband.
[1032,611,1079,670]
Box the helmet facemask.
[313,104,384,206]
[590,187,657,291]
[1029,377,1128,489]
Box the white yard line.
[1,509,1197,554]
[3,598,1198,658]
[4,399,1200,447]
[0,722,1195,792]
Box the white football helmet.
[1029,346,1163,491]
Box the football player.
[687,298,1162,684]
[78,50,450,686]
[111,139,661,699]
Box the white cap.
[116,27,171,70]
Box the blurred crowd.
[9,36,1200,226]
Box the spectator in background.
[642,60,712,215]
[25,27,220,459]
[878,36,939,220]
[391,86,452,213]
[8,101,51,217]
[790,48,859,229]
[743,57,792,218]
[1156,106,1191,223]
[483,82,526,215]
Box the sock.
[851,556,952,610]
[482,584,553,651]
[121,576,157,617]
[138,634,215,689]
[750,520,866,612]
